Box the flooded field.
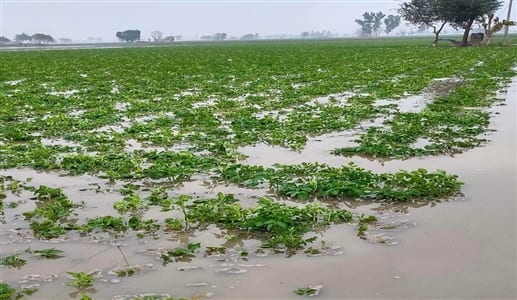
[1,41,516,299]
[218,75,517,299]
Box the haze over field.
[1,0,514,42]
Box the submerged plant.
[294,284,323,296]
[66,272,94,289]
[0,283,22,300]
[217,163,463,201]
[185,192,355,251]
[0,255,26,269]
[31,248,64,259]
[23,186,76,239]
[112,265,143,277]
[79,216,128,233]
[160,243,201,265]
[113,193,148,215]
[29,220,67,239]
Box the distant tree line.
[241,33,259,40]
[0,36,10,44]
[300,30,335,38]
[32,33,55,44]
[200,32,228,41]
[0,33,58,44]
[150,31,180,43]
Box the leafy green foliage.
[164,218,184,231]
[79,216,128,233]
[31,248,64,259]
[1,40,514,180]
[128,217,160,236]
[187,192,354,250]
[29,220,67,239]
[0,283,22,300]
[0,40,514,291]
[22,186,76,239]
[0,176,33,215]
[160,243,201,265]
[294,285,322,296]
[217,162,463,201]
[66,272,94,289]
[334,51,516,159]
[0,255,26,269]
[114,193,148,215]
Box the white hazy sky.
[0,0,514,41]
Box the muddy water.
[221,79,517,298]
[1,77,515,299]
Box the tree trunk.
[432,22,447,47]
[486,34,494,45]
[461,19,475,46]
[433,33,439,47]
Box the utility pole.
[503,0,514,45]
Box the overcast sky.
[0,0,515,41]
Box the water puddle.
[373,77,463,113]
[46,89,80,98]
[308,91,358,106]
[5,79,25,86]
[41,138,80,148]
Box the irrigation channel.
[1,72,516,299]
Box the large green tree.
[399,0,448,46]
[355,12,374,36]
[373,12,386,36]
[400,0,502,46]
[355,11,386,37]
[384,15,401,35]
[442,0,502,46]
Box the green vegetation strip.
[333,50,516,159]
[1,41,515,178]
[217,162,462,201]
[0,283,23,300]
[3,38,514,300]
[17,184,356,251]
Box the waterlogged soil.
[220,77,516,299]
[1,81,516,298]
[211,77,515,299]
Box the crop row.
[1,42,515,162]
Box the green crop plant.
[31,247,64,259]
[217,162,463,201]
[0,255,26,269]
[113,193,148,215]
[1,39,515,296]
[186,192,355,250]
[0,283,22,300]
[79,216,128,233]
[160,243,201,265]
[21,186,76,239]
[1,40,513,180]
[66,272,94,289]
